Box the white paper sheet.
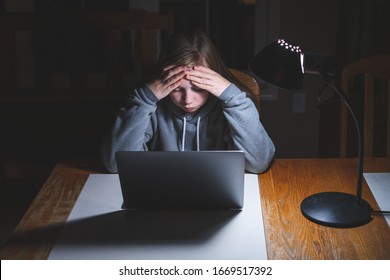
[49,174,267,260]
[364,172,390,227]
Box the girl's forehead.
[176,79,202,90]
[178,78,192,87]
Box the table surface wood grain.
[1,158,389,260]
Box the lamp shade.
[249,39,304,90]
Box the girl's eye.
[194,88,208,95]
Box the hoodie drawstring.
[181,117,187,151]
[181,117,201,151]
[196,116,201,151]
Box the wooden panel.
[69,30,88,92]
[0,10,174,183]
[0,30,16,89]
[0,11,174,32]
[0,10,174,99]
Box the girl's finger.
[168,70,186,83]
[163,66,187,82]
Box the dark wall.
[321,0,390,157]
[257,0,390,158]
[1,0,389,162]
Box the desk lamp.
[249,39,373,228]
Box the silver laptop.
[115,151,245,210]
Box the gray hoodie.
[101,83,275,173]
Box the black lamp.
[249,39,373,228]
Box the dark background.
[0,0,389,246]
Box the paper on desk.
[49,174,267,260]
[364,173,390,227]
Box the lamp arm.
[319,70,364,202]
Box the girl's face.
[169,78,209,116]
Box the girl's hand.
[185,66,231,97]
[148,66,188,100]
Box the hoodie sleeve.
[218,83,275,173]
[101,85,158,173]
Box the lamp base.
[300,192,373,228]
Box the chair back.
[340,55,390,157]
[229,68,260,109]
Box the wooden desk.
[1,158,389,259]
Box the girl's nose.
[183,92,193,104]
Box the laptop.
[115,151,245,210]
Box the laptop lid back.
[115,151,245,210]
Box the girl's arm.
[101,66,187,173]
[100,85,157,173]
[218,84,275,173]
[186,66,275,173]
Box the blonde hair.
[156,30,255,97]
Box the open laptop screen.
[115,151,245,210]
